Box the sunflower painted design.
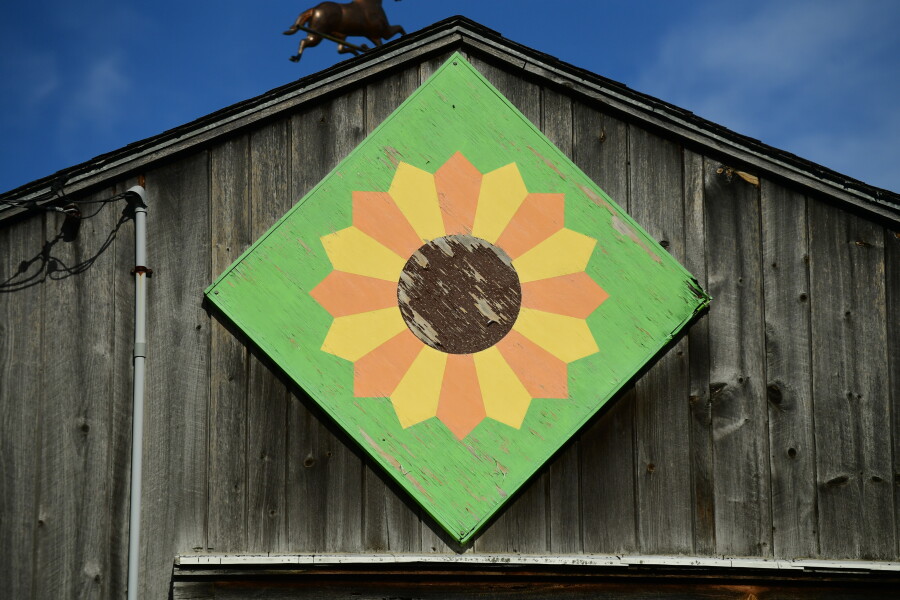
[311,152,608,439]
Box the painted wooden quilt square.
[206,54,709,543]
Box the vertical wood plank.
[886,227,900,558]
[628,127,693,555]
[808,199,894,559]
[365,63,418,128]
[140,151,211,598]
[682,150,716,555]
[208,135,251,552]
[760,181,818,558]
[0,213,43,599]
[287,89,366,553]
[571,101,638,554]
[541,86,582,554]
[470,55,548,554]
[286,101,330,553]
[247,119,292,552]
[418,52,453,82]
[34,186,119,600]
[363,64,422,553]
[571,103,629,202]
[284,391,327,551]
[703,159,772,557]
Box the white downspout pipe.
[125,185,148,600]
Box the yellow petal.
[471,163,529,243]
[513,308,599,363]
[388,162,446,241]
[473,347,532,428]
[320,226,405,282]
[390,346,447,428]
[321,307,407,362]
[513,228,596,283]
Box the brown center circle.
[397,235,521,354]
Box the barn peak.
[1,15,897,225]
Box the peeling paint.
[528,145,565,179]
[612,215,662,263]
[576,183,615,215]
[384,146,403,167]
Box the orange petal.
[521,272,609,318]
[435,152,482,236]
[494,193,564,259]
[310,271,399,317]
[496,330,568,398]
[353,191,422,259]
[437,354,486,439]
[354,329,423,397]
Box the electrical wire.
[0,186,135,292]
[0,185,128,215]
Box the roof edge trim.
[2,16,898,225]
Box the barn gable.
[1,16,898,600]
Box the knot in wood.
[397,235,521,354]
[766,383,783,405]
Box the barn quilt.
[205,53,709,543]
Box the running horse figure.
[284,0,406,62]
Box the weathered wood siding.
[1,51,897,600]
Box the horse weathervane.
[284,0,406,62]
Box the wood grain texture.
[140,151,211,599]
[285,388,328,551]
[0,212,43,600]
[808,197,894,559]
[887,227,900,559]
[364,60,419,131]
[571,101,638,555]
[208,135,251,552]
[541,86,582,554]
[418,52,455,82]
[571,103,629,202]
[681,149,716,555]
[628,127,693,554]
[703,158,772,557]
[34,186,119,600]
[247,119,292,552]
[286,101,332,552]
[469,55,548,554]
[760,180,818,558]
[287,89,367,552]
[579,398,638,554]
[363,63,423,553]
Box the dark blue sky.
[2,0,899,194]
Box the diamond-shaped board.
[205,53,709,544]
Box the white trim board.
[175,553,900,573]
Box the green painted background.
[206,54,709,543]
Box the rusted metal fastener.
[131,265,154,277]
